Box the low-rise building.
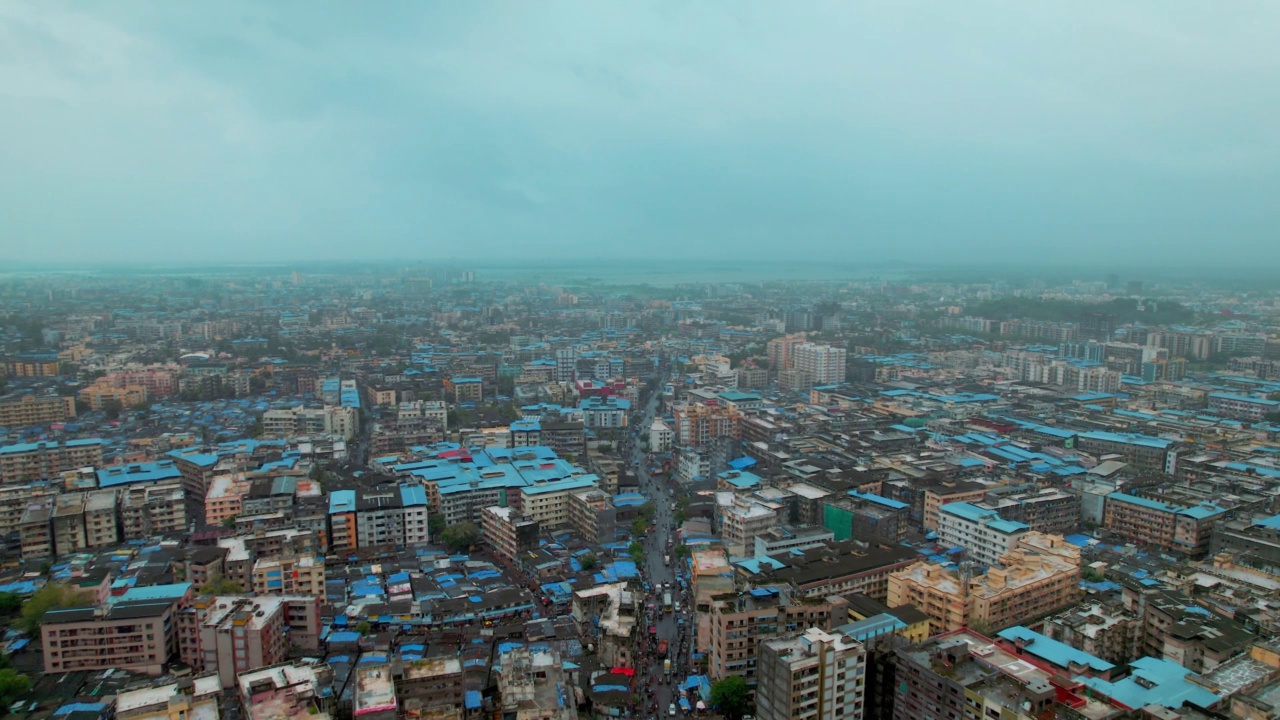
[41,598,181,675]
[0,394,76,427]
[1103,492,1225,557]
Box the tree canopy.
[199,576,245,595]
[711,676,750,720]
[20,583,93,634]
[441,521,480,552]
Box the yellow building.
[0,395,75,427]
[887,532,1082,635]
[79,381,147,411]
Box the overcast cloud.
[2,2,1278,266]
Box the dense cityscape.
[0,266,1278,720]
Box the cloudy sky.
[2,2,1278,266]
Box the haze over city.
[3,2,1279,266]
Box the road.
[625,376,690,719]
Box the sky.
[2,2,1279,267]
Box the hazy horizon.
[3,3,1279,266]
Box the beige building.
[239,662,334,720]
[482,505,540,564]
[0,439,105,484]
[707,588,849,683]
[887,532,1082,634]
[120,480,188,539]
[79,381,147,411]
[115,675,222,720]
[921,482,989,530]
[720,497,779,556]
[0,483,57,540]
[0,395,75,427]
[396,657,465,720]
[41,598,180,675]
[251,555,326,601]
[494,648,578,720]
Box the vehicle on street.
[658,639,668,656]
[669,704,677,716]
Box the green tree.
[0,668,31,708]
[0,592,22,614]
[20,583,92,634]
[710,676,750,720]
[631,517,648,537]
[428,513,446,539]
[220,516,239,529]
[102,399,124,420]
[580,553,598,571]
[674,543,692,559]
[355,621,372,636]
[627,541,644,562]
[441,521,480,552]
[200,576,245,595]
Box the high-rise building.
[757,628,867,720]
[792,343,847,386]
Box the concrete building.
[195,596,319,688]
[1076,431,1174,474]
[567,487,619,545]
[721,497,779,556]
[251,555,326,600]
[649,419,674,453]
[1103,492,1225,557]
[977,486,1080,536]
[1207,392,1280,421]
[41,598,181,675]
[672,403,739,449]
[520,475,600,529]
[395,656,464,720]
[238,662,334,720]
[1211,513,1280,574]
[115,675,222,720]
[888,533,1082,635]
[120,480,189,539]
[706,587,849,684]
[792,343,848,386]
[1042,601,1136,665]
[494,648,578,720]
[481,505,540,563]
[937,502,1030,568]
[262,405,359,441]
[753,526,835,557]
[921,481,989,531]
[757,627,867,720]
[0,439,105,484]
[0,394,75,427]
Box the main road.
[628,373,690,719]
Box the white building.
[937,502,1029,568]
[757,627,867,720]
[720,497,779,557]
[649,419,674,453]
[792,343,848,386]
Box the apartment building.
[764,545,923,603]
[792,343,848,385]
[252,555,326,600]
[1211,514,1280,574]
[707,587,849,683]
[978,486,1079,535]
[892,631,1075,720]
[79,381,148,411]
[920,481,989,530]
[520,475,600,528]
[0,439,105,484]
[481,505,540,563]
[672,403,740,448]
[0,482,57,548]
[1120,585,1252,674]
[262,405,359,440]
[567,487,619,545]
[494,648,577,720]
[820,491,910,546]
[115,675,222,720]
[47,489,119,556]
[721,497,779,556]
[41,598,180,675]
[447,376,484,402]
[1,356,60,377]
[120,481,189,539]
[888,533,1082,635]
[937,502,1030,567]
[204,474,250,527]
[1207,392,1280,421]
[18,503,53,559]
[753,526,835,557]
[1076,431,1174,473]
[766,334,808,372]
[238,662,335,720]
[199,596,291,688]
[757,627,867,720]
[1042,601,1136,665]
[0,394,75,427]
[1103,492,1225,557]
[395,657,465,719]
[649,419,674,453]
[579,395,630,429]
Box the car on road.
[669,703,677,716]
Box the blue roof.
[97,460,183,488]
[400,484,428,507]
[849,490,908,510]
[835,614,907,643]
[118,582,192,602]
[329,489,357,514]
[1078,656,1219,710]
[1078,430,1172,449]
[1209,392,1280,406]
[1257,514,1280,530]
[727,456,757,470]
[1108,493,1225,520]
[997,626,1114,672]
